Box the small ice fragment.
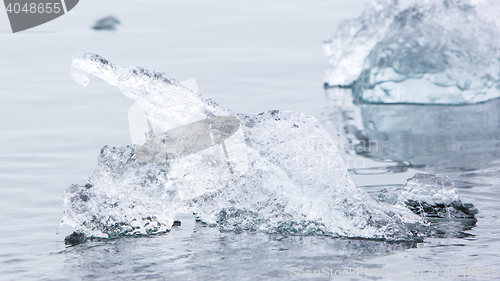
[63,52,425,241]
[92,16,120,31]
[325,0,500,104]
[323,0,399,87]
[128,79,202,145]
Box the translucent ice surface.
[326,87,500,173]
[325,0,500,104]
[63,52,423,241]
[323,0,399,87]
[377,173,477,238]
[92,16,121,31]
[398,173,477,219]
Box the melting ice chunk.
[63,52,424,241]
[323,0,399,87]
[398,173,477,219]
[325,0,500,104]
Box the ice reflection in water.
[325,88,500,173]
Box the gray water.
[1,0,499,280]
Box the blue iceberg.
[325,0,500,104]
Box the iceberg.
[377,173,477,238]
[325,0,500,104]
[63,52,424,241]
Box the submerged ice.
[63,52,425,241]
[325,0,500,104]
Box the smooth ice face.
[63,52,423,241]
[325,0,500,104]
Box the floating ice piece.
[325,0,500,104]
[63,52,423,241]
[397,173,477,219]
[134,116,240,163]
[92,16,120,31]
